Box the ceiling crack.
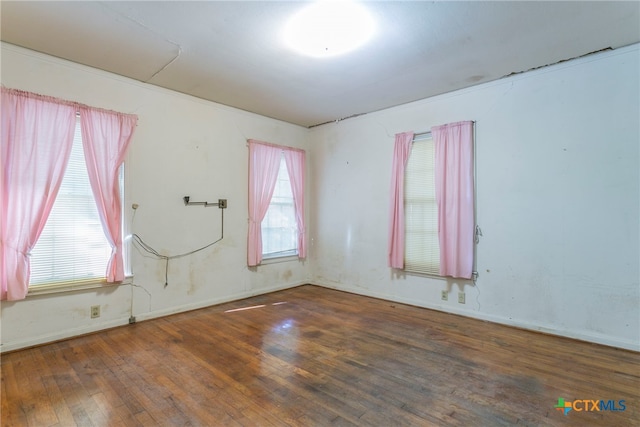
[500,47,613,79]
[146,45,183,83]
[98,2,183,82]
[309,112,368,129]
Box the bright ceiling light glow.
[283,1,375,58]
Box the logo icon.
[555,398,572,415]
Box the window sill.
[260,255,300,265]
[403,268,443,278]
[27,276,133,297]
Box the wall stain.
[187,264,198,295]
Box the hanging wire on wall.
[131,197,226,287]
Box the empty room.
[1,1,639,426]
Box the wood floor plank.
[1,361,30,427]
[2,285,639,426]
[32,348,78,427]
[185,310,414,425]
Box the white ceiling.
[2,1,639,128]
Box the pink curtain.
[1,88,76,300]
[80,107,137,282]
[388,131,414,268]
[433,121,474,279]
[247,140,282,266]
[283,148,306,259]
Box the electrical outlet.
[458,292,465,304]
[91,305,100,318]
[218,199,227,209]
[441,290,448,301]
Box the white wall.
[309,45,640,351]
[0,43,312,351]
[2,42,638,352]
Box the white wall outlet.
[91,305,100,318]
[458,292,465,304]
[441,290,448,301]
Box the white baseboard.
[0,281,307,353]
[311,280,640,352]
[0,318,130,353]
[132,281,305,323]
[3,280,637,353]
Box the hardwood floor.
[2,285,639,426]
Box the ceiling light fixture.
[283,1,375,58]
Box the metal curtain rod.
[412,131,432,142]
[412,121,476,142]
[414,131,431,137]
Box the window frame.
[261,152,299,261]
[26,118,132,296]
[403,134,441,276]
[395,123,477,279]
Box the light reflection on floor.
[224,301,288,313]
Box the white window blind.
[29,118,123,286]
[404,137,440,275]
[261,154,298,258]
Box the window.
[262,153,298,258]
[247,139,305,267]
[29,118,125,287]
[389,121,474,279]
[1,88,135,301]
[404,135,440,275]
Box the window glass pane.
[29,118,121,286]
[404,138,440,275]
[262,154,298,257]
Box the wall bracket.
[183,196,227,209]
